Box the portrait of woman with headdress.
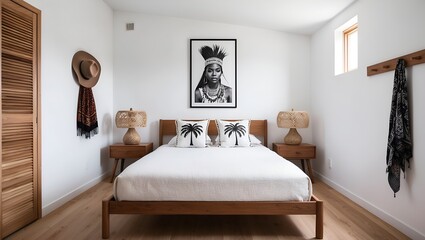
[190,39,237,108]
[194,45,232,103]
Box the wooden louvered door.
[0,0,41,238]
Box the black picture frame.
[190,39,237,108]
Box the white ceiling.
[103,0,356,35]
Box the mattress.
[114,145,312,201]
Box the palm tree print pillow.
[175,120,209,147]
[216,120,251,147]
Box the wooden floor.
[7,180,409,240]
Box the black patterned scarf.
[77,86,98,138]
[386,59,412,197]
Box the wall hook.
[367,49,425,76]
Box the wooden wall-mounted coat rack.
[367,49,425,76]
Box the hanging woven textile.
[76,86,99,138]
[386,59,412,197]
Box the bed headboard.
[159,119,268,146]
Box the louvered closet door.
[1,0,41,238]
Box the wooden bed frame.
[102,119,323,239]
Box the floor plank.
[6,180,409,240]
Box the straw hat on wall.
[72,50,101,88]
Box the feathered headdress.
[199,45,227,67]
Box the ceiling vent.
[126,23,134,31]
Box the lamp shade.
[115,108,147,145]
[277,111,309,129]
[115,108,147,128]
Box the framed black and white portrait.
[190,39,237,108]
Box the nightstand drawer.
[281,147,315,158]
[109,144,153,159]
[273,143,316,159]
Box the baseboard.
[41,171,110,217]
[315,172,425,240]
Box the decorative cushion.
[216,120,251,147]
[214,134,260,145]
[175,120,209,148]
[168,135,212,146]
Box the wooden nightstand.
[273,143,316,183]
[109,143,153,183]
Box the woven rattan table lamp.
[115,108,147,145]
[277,110,309,145]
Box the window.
[344,24,358,72]
[335,16,358,75]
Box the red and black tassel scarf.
[77,86,98,138]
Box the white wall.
[311,0,425,238]
[24,0,114,215]
[112,12,312,148]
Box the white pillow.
[168,135,212,146]
[216,120,251,147]
[249,134,262,145]
[175,120,209,148]
[213,134,260,145]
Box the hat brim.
[72,51,101,88]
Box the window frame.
[343,23,358,72]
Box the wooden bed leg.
[316,200,324,239]
[102,199,110,239]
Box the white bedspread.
[114,145,312,201]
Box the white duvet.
[114,145,312,201]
